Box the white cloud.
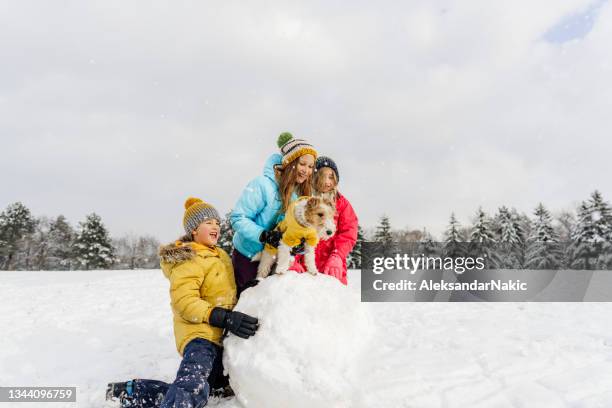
[1,0,610,240]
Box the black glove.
[243,279,259,290]
[290,238,306,255]
[259,230,282,247]
[209,307,259,339]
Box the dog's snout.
[326,229,333,236]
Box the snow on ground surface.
[223,271,374,408]
[1,269,612,408]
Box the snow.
[1,269,612,407]
[224,272,373,408]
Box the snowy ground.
[1,269,612,408]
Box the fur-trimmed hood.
[158,235,221,264]
[159,243,196,264]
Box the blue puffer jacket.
[231,154,297,258]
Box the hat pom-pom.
[277,132,293,148]
[184,197,203,210]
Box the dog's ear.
[322,197,336,211]
[305,196,322,211]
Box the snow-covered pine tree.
[470,207,495,243]
[218,211,234,255]
[73,213,116,270]
[570,201,597,269]
[525,203,562,269]
[511,208,529,267]
[589,190,612,268]
[347,225,364,269]
[468,207,499,268]
[494,206,523,269]
[589,190,612,240]
[444,213,464,258]
[0,202,36,270]
[374,215,392,244]
[374,215,393,256]
[47,215,75,270]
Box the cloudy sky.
[1,0,611,241]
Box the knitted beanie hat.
[315,156,340,181]
[277,132,318,167]
[183,197,221,235]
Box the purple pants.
[232,250,259,296]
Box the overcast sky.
[1,0,611,241]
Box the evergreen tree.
[570,201,598,269]
[589,190,612,268]
[589,190,612,241]
[525,203,562,269]
[73,213,116,270]
[47,215,75,270]
[218,211,234,255]
[0,202,36,270]
[444,213,464,258]
[374,215,393,244]
[512,208,530,267]
[347,225,364,269]
[494,206,523,269]
[374,215,393,256]
[470,207,496,243]
[469,207,499,268]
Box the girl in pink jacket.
[291,156,358,285]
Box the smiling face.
[295,154,315,184]
[192,218,220,246]
[316,167,337,193]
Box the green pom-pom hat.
[276,131,317,167]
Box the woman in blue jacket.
[231,132,317,294]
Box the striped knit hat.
[277,132,318,167]
[183,197,221,235]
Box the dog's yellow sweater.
[264,197,319,254]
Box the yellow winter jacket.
[264,196,319,254]
[159,239,237,355]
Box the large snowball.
[223,271,373,408]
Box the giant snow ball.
[224,271,373,408]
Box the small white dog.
[253,196,336,278]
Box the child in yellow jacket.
[107,197,259,408]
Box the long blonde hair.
[313,167,338,204]
[275,158,313,212]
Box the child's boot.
[105,380,135,407]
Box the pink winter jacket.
[293,192,358,285]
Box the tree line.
[0,203,159,271]
[367,190,612,270]
[2,190,611,271]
